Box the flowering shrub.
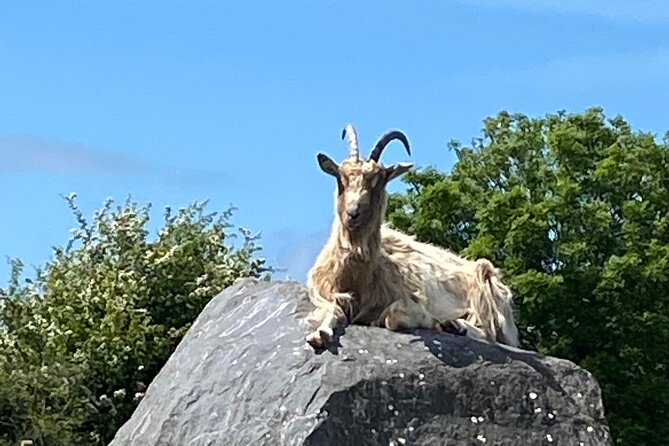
[0,195,270,445]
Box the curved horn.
[369,130,411,162]
[341,124,359,160]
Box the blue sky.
[1,1,668,283]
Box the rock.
[110,279,613,446]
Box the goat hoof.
[456,326,467,336]
[319,327,333,341]
[306,327,333,348]
[384,314,399,331]
[306,331,325,348]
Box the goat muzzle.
[343,207,364,230]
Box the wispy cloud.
[460,0,669,23]
[161,165,227,189]
[467,50,669,92]
[263,226,330,283]
[0,135,149,176]
[0,135,229,189]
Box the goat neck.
[330,214,382,263]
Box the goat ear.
[317,153,340,178]
[385,162,414,183]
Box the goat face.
[317,124,414,233]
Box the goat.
[305,124,519,349]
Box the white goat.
[306,124,519,349]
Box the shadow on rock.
[410,328,569,397]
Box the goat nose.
[347,209,361,221]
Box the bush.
[0,195,270,445]
[387,108,669,444]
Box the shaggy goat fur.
[306,124,519,348]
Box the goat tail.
[470,259,520,347]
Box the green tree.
[0,196,270,445]
[387,108,669,444]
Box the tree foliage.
[387,108,669,444]
[0,196,270,445]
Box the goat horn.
[369,130,411,162]
[341,124,359,160]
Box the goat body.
[380,225,518,346]
[306,125,519,348]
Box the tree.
[387,108,669,444]
[0,196,270,445]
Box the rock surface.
[110,279,613,446]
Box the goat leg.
[384,299,445,333]
[440,319,468,336]
[306,302,346,348]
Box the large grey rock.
[110,279,613,446]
